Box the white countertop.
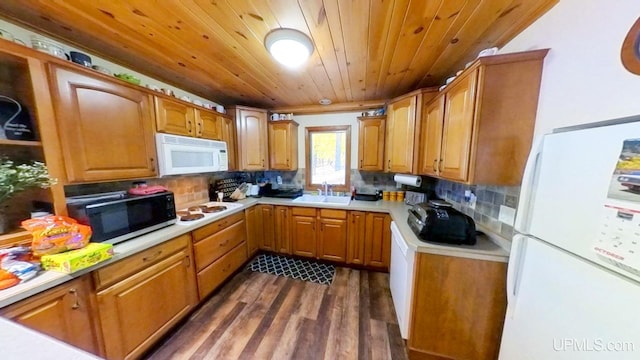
[1,317,101,359]
[0,197,509,309]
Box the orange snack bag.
[22,216,92,257]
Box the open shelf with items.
[0,40,66,240]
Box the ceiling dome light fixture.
[264,28,314,68]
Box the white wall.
[0,19,221,108]
[293,111,361,169]
[500,0,640,137]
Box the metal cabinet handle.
[220,239,229,247]
[184,255,191,268]
[68,288,80,310]
[262,159,265,167]
[150,158,156,172]
[187,120,193,134]
[439,159,443,171]
[387,159,391,170]
[432,159,437,172]
[360,159,363,168]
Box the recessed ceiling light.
[319,98,332,105]
[264,28,314,68]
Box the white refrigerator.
[499,117,640,359]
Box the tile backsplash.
[64,171,520,240]
[213,170,401,193]
[64,175,210,209]
[435,179,520,239]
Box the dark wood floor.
[144,266,408,360]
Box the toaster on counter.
[407,200,476,245]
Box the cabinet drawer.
[94,234,190,290]
[319,209,347,219]
[193,220,246,271]
[197,242,247,299]
[291,207,316,216]
[193,212,245,241]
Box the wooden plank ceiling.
[0,0,557,109]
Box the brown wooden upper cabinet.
[268,120,298,171]
[418,49,549,185]
[230,105,268,170]
[357,116,386,171]
[48,64,157,182]
[155,97,223,140]
[385,89,437,174]
[220,115,237,171]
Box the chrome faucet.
[323,181,329,196]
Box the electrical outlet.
[499,205,516,225]
[464,190,477,209]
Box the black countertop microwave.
[66,191,177,244]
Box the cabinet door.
[317,218,348,262]
[365,213,391,269]
[236,108,268,170]
[347,211,366,265]
[1,276,101,355]
[49,64,157,182]
[269,121,298,170]
[97,249,197,360]
[419,97,445,176]
[440,71,477,182]
[292,214,317,258]
[358,117,386,171]
[245,206,259,257]
[155,97,195,137]
[274,206,291,254]
[196,109,222,140]
[408,253,507,359]
[220,116,237,170]
[385,95,417,173]
[258,205,275,251]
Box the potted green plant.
[0,159,56,234]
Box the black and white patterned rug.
[247,254,336,285]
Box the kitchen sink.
[292,194,351,205]
[324,196,351,205]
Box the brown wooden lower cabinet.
[257,204,276,251]
[364,213,392,269]
[1,275,102,356]
[274,205,291,254]
[317,209,348,262]
[291,207,317,258]
[245,206,260,257]
[408,253,507,360]
[347,211,366,265]
[347,211,391,270]
[95,235,197,360]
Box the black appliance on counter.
[258,183,303,199]
[354,190,382,201]
[407,200,476,245]
[67,191,176,244]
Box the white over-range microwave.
[155,133,228,176]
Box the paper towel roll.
[393,174,422,187]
